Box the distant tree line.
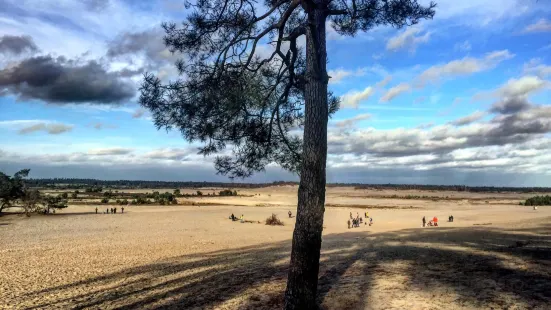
[24,178,551,193]
[522,195,551,206]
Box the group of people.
[96,207,124,214]
[348,211,372,229]
[229,213,244,223]
[422,215,453,227]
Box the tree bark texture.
[284,6,328,310]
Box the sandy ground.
[1,186,550,309]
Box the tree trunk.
[284,6,328,310]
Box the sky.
[0,0,550,186]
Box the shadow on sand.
[21,220,551,309]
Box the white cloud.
[17,123,73,135]
[454,40,471,52]
[0,120,73,135]
[386,27,430,53]
[497,76,548,97]
[375,76,393,88]
[415,50,514,86]
[333,113,372,128]
[380,83,411,103]
[523,18,551,33]
[132,108,146,118]
[143,148,194,160]
[415,122,434,129]
[523,58,551,78]
[340,87,375,109]
[328,67,366,84]
[449,111,486,126]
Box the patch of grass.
[265,214,284,226]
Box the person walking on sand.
[95,207,98,214]
[121,207,124,214]
[348,219,351,229]
[350,212,353,220]
[288,210,292,218]
[422,216,426,227]
[240,214,244,223]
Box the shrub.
[265,214,284,226]
[219,189,236,196]
[523,195,551,206]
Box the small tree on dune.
[42,196,68,214]
[140,0,435,307]
[0,169,30,215]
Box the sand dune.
[1,186,550,309]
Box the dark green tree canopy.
[0,169,30,213]
[140,0,435,178]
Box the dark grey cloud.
[106,28,180,78]
[0,35,38,55]
[88,148,133,156]
[489,97,532,114]
[17,122,73,135]
[328,102,551,158]
[117,67,144,77]
[0,55,135,104]
[107,29,171,64]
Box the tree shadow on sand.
[20,220,551,310]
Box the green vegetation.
[41,196,68,213]
[219,189,238,196]
[523,195,551,206]
[1,169,30,214]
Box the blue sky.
[0,0,550,185]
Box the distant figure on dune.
[288,210,292,218]
[230,213,236,221]
[369,217,373,226]
[114,207,117,214]
[121,207,124,214]
[347,219,351,229]
[350,212,353,220]
[240,214,244,223]
[422,216,426,227]
[95,207,98,214]
[433,216,438,226]
[106,208,109,214]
